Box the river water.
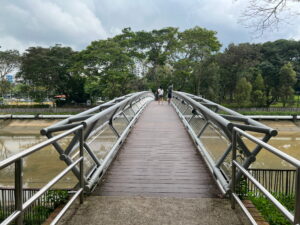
[0,119,300,188]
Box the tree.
[251,73,266,106]
[0,49,20,96]
[18,45,86,102]
[198,61,220,101]
[278,62,297,106]
[217,43,261,102]
[235,77,252,106]
[135,27,179,89]
[77,38,138,99]
[175,26,221,94]
[240,0,300,34]
[0,49,20,80]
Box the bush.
[248,193,294,225]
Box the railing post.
[231,128,237,209]
[15,158,23,225]
[294,168,300,224]
[79,128,84,204]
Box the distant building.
[5,74,14,83]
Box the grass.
[248,193,294,225]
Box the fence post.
[15,159,23,225]
[231,128,237,209]
[294,168,300,224]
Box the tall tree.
[278,62,297,106]
[0,49,20,80]
[251,73,266,106]
[77,38,138,99]
[217,43,261,102]
[0,49,20,96]
[18,45,85,102]
[176,26,221,94]
[235,77,252,106]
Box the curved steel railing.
[171,91,277,194]
[231,127,300,225]
[41,91,154,191]
[0,125,85,225]
[0,91,154,225]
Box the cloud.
[0,0,300,52]
[0,0,107,51]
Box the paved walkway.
[93,101,218,197]
[59,102,249,225]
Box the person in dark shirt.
[167,84,173,105]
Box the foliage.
[235,77,252,106]
[248,193,294,225]
[0,190,69,225]
[278,62,297,107]
[4,26,300,107]
[251,73,266,106]
[0,49,20,80]
[18,45,87,103]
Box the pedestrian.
[167,84,173,104]
[157,86,164,104]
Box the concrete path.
[58,196,249,225]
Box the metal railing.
[244,168,296,196]
[40,91,153,191]
[171,91,277,194]
[0,125,84,225]
[231,127,300,225]
[0,91,154,224]
[0,188,70,224]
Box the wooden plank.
[92,102,220,198]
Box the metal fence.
[0,125,84,225]
[0,91,154,225]
[0,188,69,224]
[245,169,296,196]
[171,91,277,194]
[231,127,300,225]
[171,91,300,224]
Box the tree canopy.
[4,26,300,107]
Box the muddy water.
[0,119,118,188]
[200,120,300,170]
[1,119,300,188]
[252,121,300,169]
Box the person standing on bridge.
[157,86,164,104]
[167,84,173,105]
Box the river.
[0,119,300,188]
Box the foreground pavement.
[58,196,250,225]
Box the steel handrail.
[231,127,300,225]
[40,91,154,191]
[0,91,154,225]
[171,91,277,193]
[0,126,82,169]
[0,125,84,225]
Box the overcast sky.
[0,0,300,52]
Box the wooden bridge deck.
[93,101,220,198]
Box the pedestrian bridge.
[1,91,300,225]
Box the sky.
[0,0,300,52]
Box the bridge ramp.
[59,102,249,225]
